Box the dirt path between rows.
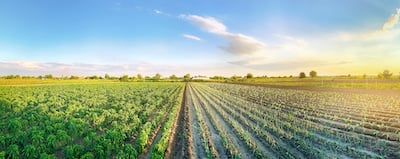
[166,84,191,159]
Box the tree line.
[1,70,399,81]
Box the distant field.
[226,77,400,90]
[1,80,399,158]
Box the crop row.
[204,83,400,158]
[0,83,184,159]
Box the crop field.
[0,82,184,159]
[1,82,400,159]
[172,83,400,159]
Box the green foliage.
[69,76,80,80]
[184,74,191,81]
[299,72,306,78]
[104,74,110,79]
[39,153,56,159]
[0,82,184,159]
[23,145,37,158]
[309,70,317,78]
[0,151,5,159]
[44,74,53,79]
[246,73,254,79]
[153,73,162,81]
[81,152,95,159]
[169,74,178,80]
[6,144,19,159]
[378,70,392,79]
[120,75,129,82]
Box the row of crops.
[0,82,184,159]
[183,83,400,159]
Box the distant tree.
[246,73,253,79]
[104,74,110,79]
[363,74,367,79]
[309,70,317,78]
[4,75,21,79]
[231,75,242,80]
[86,76,99,80]
[211,76,224,80]
[119,75,129,82]
[183,74,191,81]
[69,76,79,80]
[169,75,178,80]
[153,73,161,81]
[378,70,392,79]
[184,74,190,79]
[44,74,53,79]
[299,72,306,78]
[137,74,143,80]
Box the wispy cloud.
[153,9,163,14]
[182,34,202,41]
[180,14,266,55]
[382,8,400,31]
[152,9,172,17]
[336,8,400,42]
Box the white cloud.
[382,8,400,31]
[153,9,163,14]
[180,15,227,34]
[182,34,202,41]
[180,14,266,55]
[152,9,172,17]
[336,8,400,42]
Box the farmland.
[1,81,400,158]
[0,82,184,158]
[175,83,400,159]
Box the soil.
[166,84,192,159]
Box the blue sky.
[1,0,400,76]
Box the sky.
[1,0,400,76]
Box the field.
[0,82,184,159]
[226,77,400,90]
[1,81,400,158]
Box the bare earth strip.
[167,84,192,159]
